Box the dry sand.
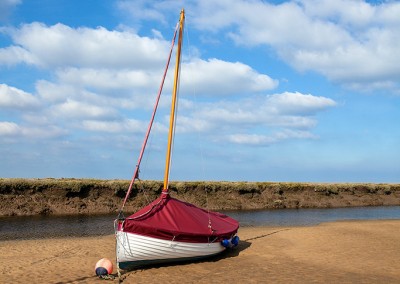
[1,220,399,283]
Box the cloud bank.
[120,0,400,94]
[1,19,335,149]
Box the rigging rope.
[184,20,212,231]
[118,22,180,214]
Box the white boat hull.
[116,231,226,270]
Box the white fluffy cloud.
[176,91,336,145]
[227,130,317,145]
[0,6,337,149]
[180,58,278,96]
[192,91,335,127]
[0,84,40,109]
[81,118,147,133]
[116,0,398,94]
[0,121,19,136]
[188,0,400,92]
[49,99,118,119]
[0,121,66,140]
[267,92,337,115]
[55,68,160,92]
[1,22,169,69]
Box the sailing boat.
[115,9,239,271]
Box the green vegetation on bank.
[0,178,399,216]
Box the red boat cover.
[122,193,239,243]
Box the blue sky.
[1,0,399,183]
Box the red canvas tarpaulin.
[122,193,239,243]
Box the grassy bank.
[1,178,399,216]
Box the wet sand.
[1,220,399,283]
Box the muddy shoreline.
[1,178,399,216]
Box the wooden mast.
[163,9,185,193]
[118,22,179,213]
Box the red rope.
[119,23,179,213]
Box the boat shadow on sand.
[118,229,291,277]
[115,240,251,280]
[135,239,252,270]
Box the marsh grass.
[0,178,399,216]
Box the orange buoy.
[95,258,113,276]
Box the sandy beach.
[1,220,399,283]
